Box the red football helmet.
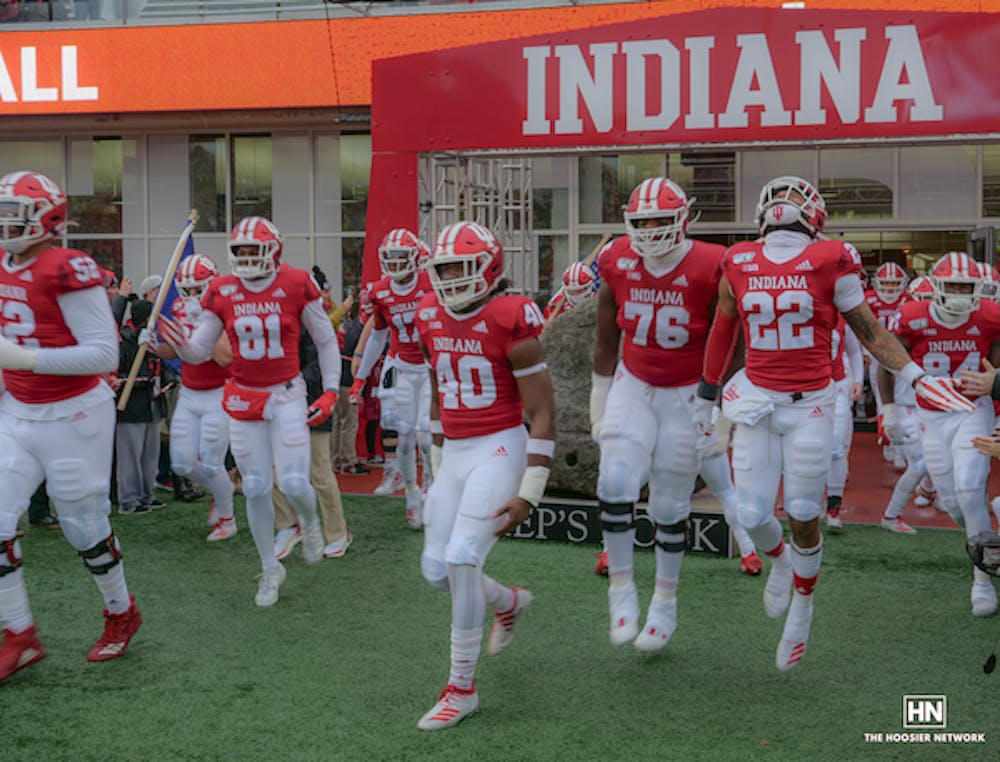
[358,284,374,321]
[0,171,68,255]
[906,275,934,302]
[623,177,691,261]
[228,216,282,279]
[872,261,909,303]
[929,251,983,319]
[980,264,1000,303]
[378,228,429,283]
[562,261,596,306]
[428,221,504,310]
[755,176,826,237]
[176,254,220,297]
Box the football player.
[159,217,341,607]
[867,261,910,470]
[146,254,235,541]
[881,252,1000,616]
[0,171,141,682]
[413,221,555,730]
[543,261,596,321]
[824,315,864,532]
[697,177,973,670]
[349,228,434,528]
[590,177,751,651]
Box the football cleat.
[374,468,405,496]
[301,522,324,565]
[255,564,286,607]
[87,595,142,662]
[0,624,46,684]
[324,532,352,559]
[634,595,677,653]
[880,517,916,535]
[826,512,844,533]
[972,579,998,617]
[608,582,640,646]
[594,550,609,576]
[487,587,533,656]
[763,546,793,619]
[739,552,762,576]
[776,594,814,671]
[417,683,479,731]
[273,525,302,560]
[405,485,423,530]
[206,516,237,542]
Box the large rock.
[539,297,600,497]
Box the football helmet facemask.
[562,261,596,306]
[378,228,428,283]
[755,176,826,237]
[929,251,983,320]
[428,221,504,311]
[0,171,68,255]
[624,177,691,263]
[873,261,909,303]
[228,217,282,279]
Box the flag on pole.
[158,225,196,372]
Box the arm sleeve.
[702,308,740,386]
[302,299,342,391]
[34,287,119,375]
[356,326,389,380]
[833,274,866,313]
[174,312,224,365]
[844,326,864,387]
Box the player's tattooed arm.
[842,302,912,373]
[592,283,620,377]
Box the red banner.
[372,8,1000,151]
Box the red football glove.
[347,377,366,405]
[307,390,338,427]
[914,375,977,413]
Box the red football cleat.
[0,624,46,684]
[739,551,763,576]
[87,595,142,662]
[594,550,609,576]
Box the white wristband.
[899,361,925,387]
[589,372,613,427]
[429,419,444,435]
[517,465,550,508]
[526,438,555,458]
[882,402,896,419]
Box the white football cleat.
[273,525,302,560]
[301,522,324,565]
[880,517,916,535]
[374,468,404,496]
[776,593,814,671]
[825,513,843,532]
[763,546,793,619]
[207,516,237,542]
[417,683,479,731]
[972,579,998,617]
[324,532,352,559]
[634,595,677,653]
[608,582,640,646]
[487,588,533,656]
[255,564,286,607]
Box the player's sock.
[246,494,281,571]
[482,574,515,613]
[746,515,784,555]
[398,431,418,485]
[0,548,33,632]
[652,520,685,595]
[447,563,485,691]
[90,563,131,616]
[790,538,822,595]
[600,501,635,584]
[197,466,235,520]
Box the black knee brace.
[599,500,635,533]
[0,539,22,577]
[654,520,688,552]
[79,533,122,575]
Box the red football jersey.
[171,296,228,391]
[415,293,544,439]
[201,264,320,387]
[722,239,862,392]
[865,290,906,329]
[892,299,1000,409]
[0,246,105,403]
[599,237,723,387]
[830,313,847,382]
[369,271,433,365]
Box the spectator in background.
[334,292,366,475]
[111,275,134,327]
[139,274,162,304]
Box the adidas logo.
[97,643,126,657]
[473,320,489,334]
[795,259,814,271]
[18,270,32,282]
[808,406,824,418]
[492,445,509,457]
[272,287,286,298]
[969,325,981,336]
[672,273,689,287]
[17,648,40,667]
[723,385,740,402]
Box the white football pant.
[379,358,432,488]
[170,385,234,518]
[826,378,854,497]
[884,405,927,519]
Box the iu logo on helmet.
[772,205,784,221]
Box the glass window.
[983,145,1000,217]
[189,135,225,233]
[579,154,662,224]
[533,157,571,230]
[67,137,123,235]
[819,148,894,221]
[71,239,123,276]
[899,146,976,221]
[0,140,62,181]
[340,134,370,232]
[340,237,366,294]
[536,234,568,299]
[667,153,735,222]
[232,135,272,223]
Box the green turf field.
[6,495,1000,761]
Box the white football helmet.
[0,171,68,255]
[176,254,220,298]
[906,275,934,302]
[428,221,504,311]
[378,228,429,283]
[980,264,1000,303]
[755,176,826,237]
[872,262,909,304]
[562,261,596,306]
[623,177,691,262]
[228,217,282,279]
[929,252,983,320]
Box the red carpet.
[336,432,1000,531]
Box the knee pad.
[240,472,272,500]
[277,472,311,502]
[737,500,775,532]
[56,500,112,550]
[597,456,643,504]
[78,533,122,575]
[421,554,449,592]
[646,471,693,526]
[784,497,823,522]
[0,539,22,577]
[599,500,634,534]
[654,520,687,553]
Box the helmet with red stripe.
[428,221,504,311]
[378,228,429,283]
[873,261,909,304]
[905,275,934,302]
[228,216,282,279]
[562,261,595,306]
[929,251,983,319]
[0,171,68,255]
[755,176,826,238]
[980,264,1000,303]
[624,177,691,263]
[176,254,220,297]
